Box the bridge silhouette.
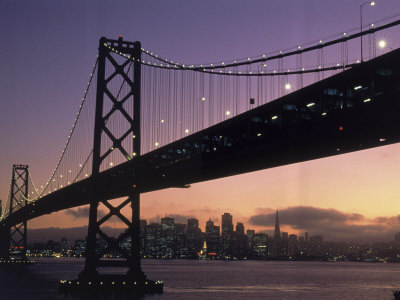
[1,18,400,293]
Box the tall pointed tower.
[274,209,281,241]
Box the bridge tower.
[72,36,161,292]
[0,164,29,261]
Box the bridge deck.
[4,49,400,226]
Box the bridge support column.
[0,223,10,261]
[127,190,145,280]
[69,190,163,294]
[62,36,162,294]
[6,164,29,262]
[78,181,99,279]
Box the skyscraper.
[395,232,400,243]
[160,217,175,258]
[246,229,255,258]
[161,217,174,230]
[253,233,268,258]
[145,223,162,258]
[186,218,202,257]
[235,222,246,259]
[288,234,298,256]
[140,219,147,256]
[205,219,214,233]
[274,210,281,241]
[221,213,233,235]
[187,218,199,232]
[205,219,220,255]
[221,213,234,258]
[174,223,186,257]
[236,222,245,235]
[271,210,282,257]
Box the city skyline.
[1,0,400,244]
[33,208,400,244]
[26,210,400,265]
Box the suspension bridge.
[1,16,400,293]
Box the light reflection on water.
[0,258,399,299]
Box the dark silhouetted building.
[74,239,86,257]
[187,218,199,231]
[205,219,220,256]
[247,229,255,258]
[221,213,234,258]
[288,234,298,256]
[140,219,147,256]
[235,222,247,259]
[309,235,324,256]
[174,223,187,257]
[271,210,282,257]
[310,235,323,244]
[186,218,202,257]
[395,232,400,243]
[160,216,175,258]
[274,210,281,241]
[145,223,162,258]
[253,233,268,258]
[61,237,68,251]
[281,231,289,256]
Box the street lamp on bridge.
[378,39,393,50]
[360,1,375,62]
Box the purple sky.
[1,0,400,242]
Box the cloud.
[248,206,400,242]
[185,207,222,217]
[168,214,195,224]
[65,207,91,218]
[149,215,161,224]
[65,207,123,223]
[148,213,196,225]
[147,206,222,225]
[254,207,275,214]
[148,215,161,224]
[249,206,363,227]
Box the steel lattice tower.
[80,36,145,281]
[0,164,29,261]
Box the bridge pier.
[78,175,101,280]
[126,191,145,281]
[63,191,161,294]
[0,223,10,261]
[77,189,146,280]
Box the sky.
[1,0,400,243]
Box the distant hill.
[27,226,126,245]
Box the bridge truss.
[81,36,145,282]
